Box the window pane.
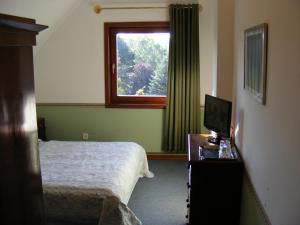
[116,33,170,97]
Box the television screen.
[204,95,232,138]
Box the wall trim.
[37,103,205,108]
[147,153,187,160]
[36,103,105,107]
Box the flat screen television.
[204,94,232,144]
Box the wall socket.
[82,132,89,140]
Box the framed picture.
[244,23,268,104]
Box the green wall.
[37,105,207,153]
[37,106,163,152]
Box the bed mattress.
[39,141,153,225]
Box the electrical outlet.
[82,132,89,140]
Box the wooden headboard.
[37,117,46,141]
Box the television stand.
[186,134,243,225]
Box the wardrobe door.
[0,14,47,225]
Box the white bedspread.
[39,141,153,225]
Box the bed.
[38,120,153,225]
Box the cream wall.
[34,0,217,104]
[234,1,300,225]
[216,0,234,101]
[199,0,218,102]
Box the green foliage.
[132,62,154,95]
[117,37,135,95]
[148,72,168,96]
[148,52,168,95]
[117,36,135,65]
[116,35,169,96]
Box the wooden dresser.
[186,134,243,225]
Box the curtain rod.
[93,4,203,14]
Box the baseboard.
[147,153,187,160]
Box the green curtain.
[163,4,201,153]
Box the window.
[104,22,170,108]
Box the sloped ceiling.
[0,0,83,51]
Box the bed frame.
[37,117,46,141]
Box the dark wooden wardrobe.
[0,14,47,225]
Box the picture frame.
[244,23,268,104]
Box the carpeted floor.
[128,160,188,225]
